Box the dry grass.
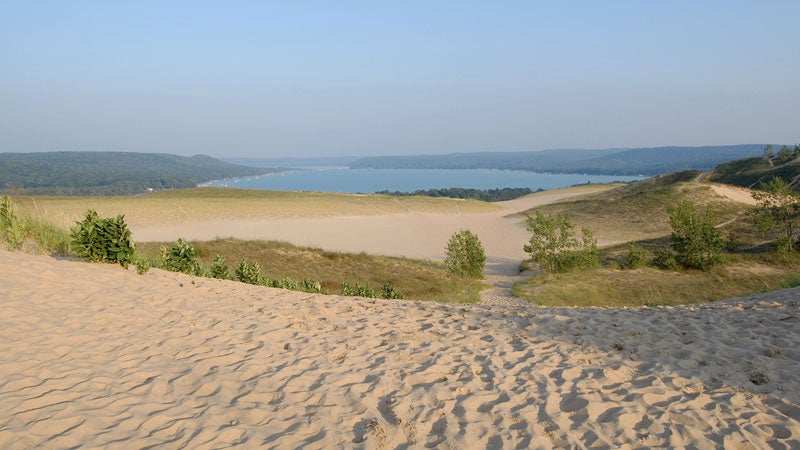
[512,258,800,307]
[137,238,485,303]
[516,180,750,246]
[10,187,500,229]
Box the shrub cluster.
[70,210,135,267]
[524,211,600,273]
[160,238,202,275]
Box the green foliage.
[133,256,151,275]
[0,196,25,249]
[266,277,299,290]
[341,282,377,298]
[209,254,230,279]
[378,187,538,202]
[752,177,800,255]
[523,211,600,272]
[301,278,323,293]
[160,238,202,275]
[444,229,486,278]
[667,201,724,270]
[381,282,404,299]
[235,260,261,285]
[70,210,135,267]
[652,249,679,270]
[623,243,647,269]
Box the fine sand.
[1,250,798,448]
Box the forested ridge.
[0,152,277,196]
[352,145,768,175]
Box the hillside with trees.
[0,152,278,196]
[351,145,768,175]
[709,144,800,190]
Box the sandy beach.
[1,249,798,448]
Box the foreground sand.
[1,250,798,448]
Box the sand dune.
[132,185,621,276]
[1,249,798,448]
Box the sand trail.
[1,250,798,448]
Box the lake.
[201,168,643,194]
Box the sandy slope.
[132,185,620,276]
[1,250,798,448]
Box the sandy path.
[133,185,620,276]
[1,250,798,448]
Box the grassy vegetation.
[513,175,800,307]
[514,251,800,307]
[136,238,484,303]
[709,155,800,190]
[517,171,745,245]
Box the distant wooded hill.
[0,152,276,196]
[351,145,768,175]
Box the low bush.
[209,254,230,279]
[381,282,404,299]
[70,210,135,267]
[342,282,376,298]
[623,243,647,269]
[235,260,261,285]
[160,238,202,275]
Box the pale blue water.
[201,168,642,194]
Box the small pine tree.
[444,229,486,278]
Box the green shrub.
[134,256,152,275]
[209,254,230,279]
[342,282,376,298]
[623,243,647,269]
[444,229,486,278]
[668,201,724,270]
[235,260,261,285]
[381,282,404,299]
[70,210,135,267]
[652,249,679,270]
[301,278,323,293]
[524,211,600,272]
[160,238,202,275]
[1,196,25,249]
[267,277,299,290]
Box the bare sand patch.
[708,183,759,205]
[1,249,797,448]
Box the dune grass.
[518,175,746,245]
[513,256,800,307]
[136,238,484,303]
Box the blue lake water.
[202,168,643,194]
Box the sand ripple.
[1,250,798,448]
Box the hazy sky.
[2,1,798,158]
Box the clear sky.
[1,1,798,158]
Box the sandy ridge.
[1,250,798,448]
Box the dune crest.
[0,250,798,448]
